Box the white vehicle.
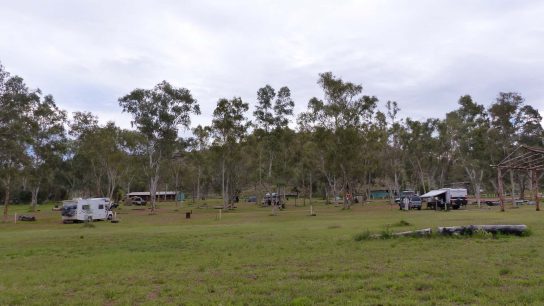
[420,188,468,210]
[61,198,113,223]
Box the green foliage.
[379,227,393,239]
[211,97,250,206]
[118,81,200,210]
[499,268,511,276]
[1,64,543,218]
[353,230,371,241]
[118,81,200,145]
[291,296,313,306]
[521,228,533,237]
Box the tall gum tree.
[119,81,200,212]
[253,85,294,202]
[191,125,211,201]
[211,97,250,208]
[0,64,39,220]
[385,101,403,201]
[299,72,378,208]
[446,95,489,207]
[69,112,103,196]
[488,92,544,203]
[27,94,67,211]
[253,85,294,178]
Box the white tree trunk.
[225,173,230,209]
[222,155,227,207]
[309,172,313,205]
[148,149,161,212]
[268,151,273,178]
[107,168,117,201]
[465,167,483,208]
[31,186,40,212]
[196,165,201,200]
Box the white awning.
[420,189,447,198]
[127,191,177,196]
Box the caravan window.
[82,205,90,210]
[99,204,104,209]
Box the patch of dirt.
[147,286,161,300]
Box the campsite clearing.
[1,201,543,305]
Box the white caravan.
[61,198,113,223]
[420,188,468,210]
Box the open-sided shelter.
[493,145,543,212]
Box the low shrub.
[354,230,371,241]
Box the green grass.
[1,200,544,305]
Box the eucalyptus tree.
[211,97,250,207]
[68,114,133,199]
[119,81,200,212]
[385,101,404,200]
[488,92,525,157]
[435,118,456,188]
[27,94,67,211]
[292,130,320,204]
[363,110,389,197]
[118,129,147,197]
[97,122,133,201]
[168,137,192,202]
[191,125,211,200]
[446,95,490,207]
[68,111,102,196]
[488,92,544,200]
[516,105,543,147]
[253,85,295,182]
[298,72,378,207]
[0,64,39,219]
[271,87,296,190]
[399,118,440,193]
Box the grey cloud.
[0,0,542,130]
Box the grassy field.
[1,199,543,305]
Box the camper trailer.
[61,198,113,223]
[420,188,468,210]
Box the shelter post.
[533,170,540,211]
[497,167,505,212]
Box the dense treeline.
[1,62,543,217]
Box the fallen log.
[393,228,433,237]
[369,228,432,239]
[438,224,527,236]
[17,215,36,221]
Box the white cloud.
[0,0,542,130]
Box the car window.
[411,197,421,201]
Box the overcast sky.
[1,0,543,130]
